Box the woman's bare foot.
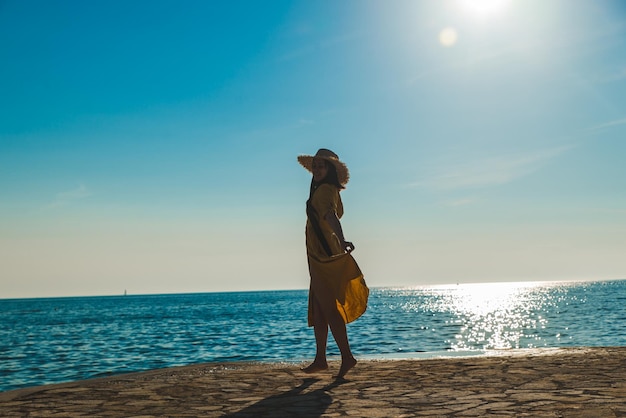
[336,356,357,379]
[301,361,328,374]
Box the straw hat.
[297,148,350,186]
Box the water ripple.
[1,281,625,391]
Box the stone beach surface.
[1,347,625,417]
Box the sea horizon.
[2,276,622,301]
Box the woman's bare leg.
[302,298,329,373]
[327,307,357,378]
[303,297,357,377]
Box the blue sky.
[1,0,625,298]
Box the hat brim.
[297,154,350,186]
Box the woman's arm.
[324,211,354,253]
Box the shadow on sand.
[223,378,346,418]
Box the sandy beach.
[1,347,625,417]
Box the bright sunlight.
[457,0,511,19]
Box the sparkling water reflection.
[353,280,626,355]
[1,280,625,391]
[423,282,569,350]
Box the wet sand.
[1,347,625,417]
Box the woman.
[297,148,369,379]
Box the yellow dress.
[306,183,369,326]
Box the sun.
[458,0,510,19]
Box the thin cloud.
[407,44,512,85]
[46,184,92,209]
[278,31,362,62]
[443,197,476,207]
[409,146,572,191]
[588,117,626,132]
[590,67,626,84]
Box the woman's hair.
[312,160,345,190]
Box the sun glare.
[458,0,510,18]
[439,27,458,47]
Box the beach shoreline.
[2,346,626,417]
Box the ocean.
[1,279,625,392]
